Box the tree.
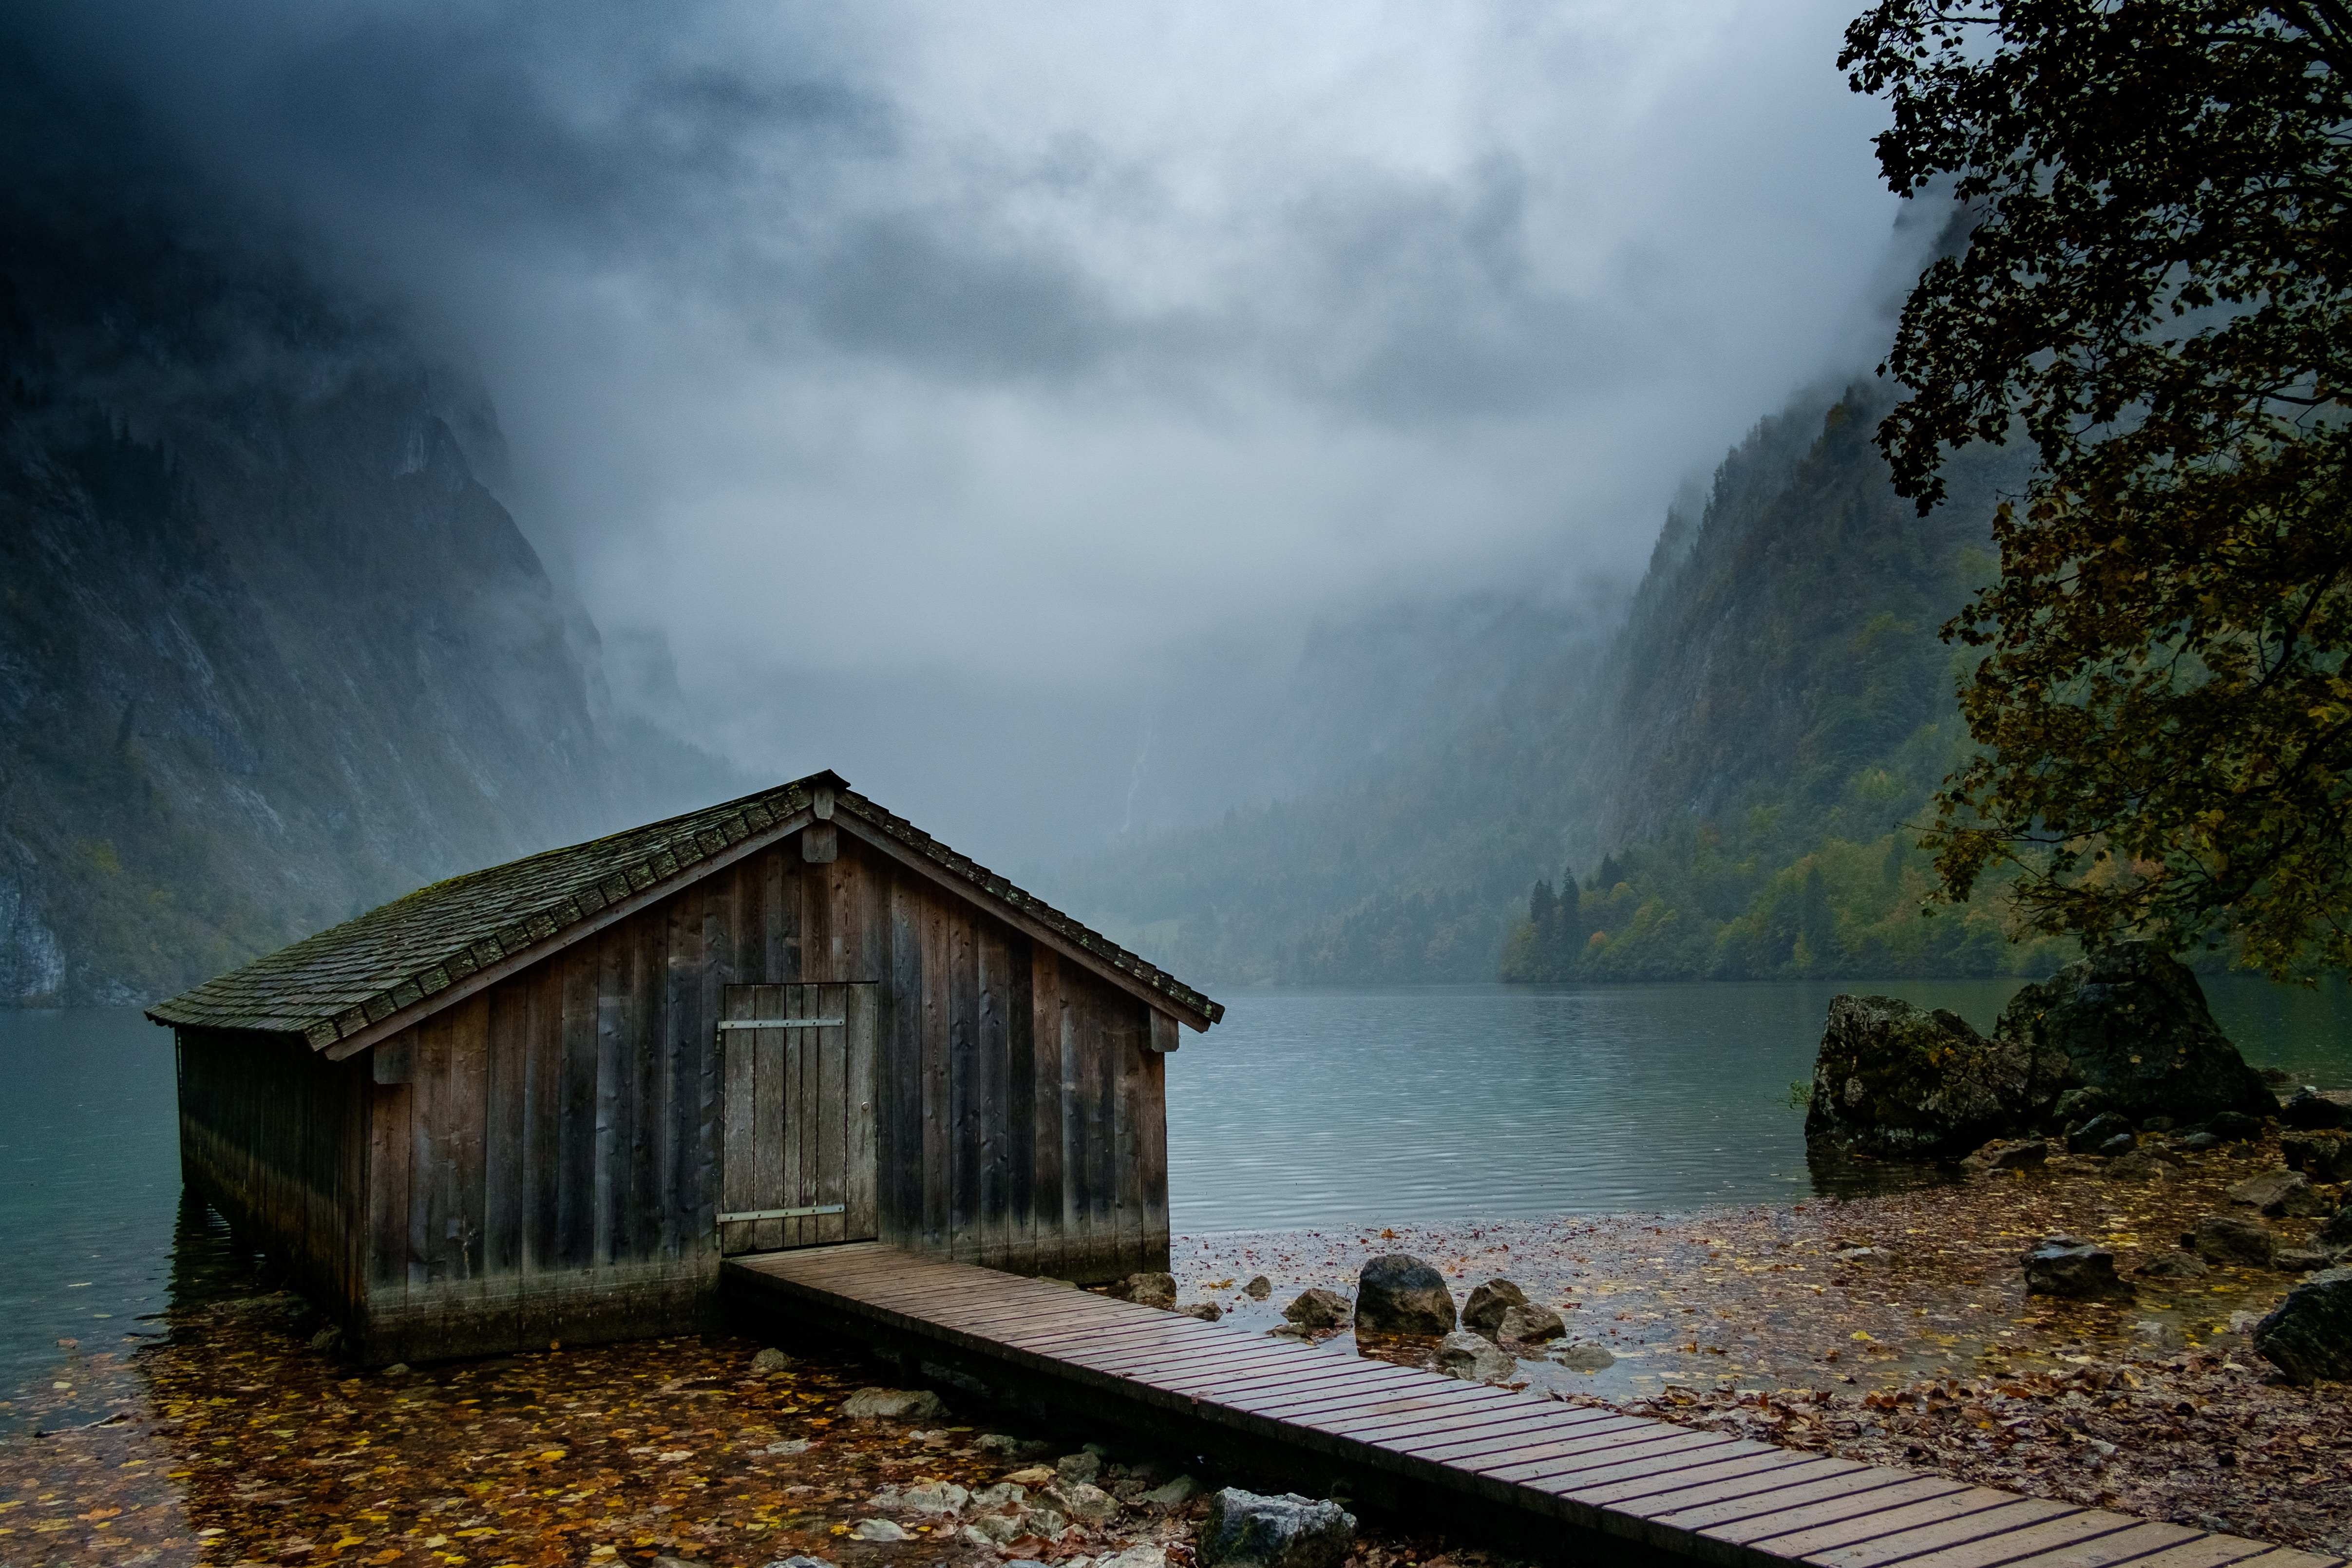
[1841,0,2352,978]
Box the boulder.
[1243,1276,1273,1300]
[1498,1304,1568,1344]
[2134,1252,2209,1281]
[1804,994,2074,1157]
[839,1387,949,1421]
[2282,1088,2348,1131]
[1355,1255,1457,1336]
[2227,1169,2327,1217]
[1100,1548,1170,1568]
[2106,1149,2177,1183]
[2283,1131,2352,1183]
[974,1433,1055,1460]
[1460,1278,1529,1336]
[2276,1248,2344,1272]
[1281,1288,1353,1331]
[2192,1213,2278,1269]
[2252,1267,2352,1384]
[1995,943,2274,1125]
[2023,1237,2123,1297]
[2208,1110,2263,1142]
[1964,1138,2049,1171]
[2069,1112,2135,1148]
[1044,1481,1118,1524]
[1432,1331,1517,1384]
[1553,1340,1617,1372]
[1142,1474,1206,1508]
[1198,1489,1357,1568]
[1115,1272,1178,1310]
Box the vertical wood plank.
[522,963,560,1275]
[883,876,924,1250]
[593,933,626,1269]
[447,996,491,1289]
[1075,981,1113,1275]
[626,912,661,1265]
[366,1078,412,1302]
[788,981,814,1248]
[780,846,809,982]
[817,982,848,1244]
[752,984,786,1252]
[1005,936,1036,1273]
[948,910,980,1260]
[1113,1000,1147,1275]
[409,1013,450,1289]
[1030,949,1066,1280]
[801,854,834,983]
[920,898,951,1255]
[975,924,1010,1266]
[721,984,757,1255]
[694,872,731,1260]
[557,945,598,1272]
[1138,1045,1171,1269]
[846,981,879,1240]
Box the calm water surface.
[1164,977,2352,1232]
[4,978,2347,1420]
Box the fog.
[12,1,1924,870]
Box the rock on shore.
[1804,995,2071,1157]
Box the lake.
[5,975,2347,1423]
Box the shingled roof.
[149,771,1222,1051]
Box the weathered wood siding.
[315,827,1170,1362]
[177,1026,370,1319]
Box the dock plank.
[721,1245,2293,1568]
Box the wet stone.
[1432,1330,1516,1384]
[2253,1267,2352,1384]
[1198,1488,1357,1568]
[1498,1302,1568,1343]
[2023,1236,2123,1297]
[1282,1287,1353,1330]
[2232,1168,2333,1217]
[1355,1254,1457,1335]
[1460,1277,1529,1336]
[2282,1088,2348,1131]
[838,1387,948,1421]
[1242,1275,1273,1300]
[1115,1272,1178,1310]
[2193,1212,2279,1269]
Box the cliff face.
[0,71,738,1003]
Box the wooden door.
[719,982,878,1254]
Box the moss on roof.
[149,772,1221,1047]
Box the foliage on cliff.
[1844,1,2352,980]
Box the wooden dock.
[725,1245,2343,1568]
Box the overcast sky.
[21,0,1923,865]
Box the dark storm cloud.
[1,0,1931,857]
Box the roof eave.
[313,801,818,1061]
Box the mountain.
[1043,378,2074,987]
[0,55,745,1004]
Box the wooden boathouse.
[147,772,1221,1364]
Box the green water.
[4,977,2346,1423]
